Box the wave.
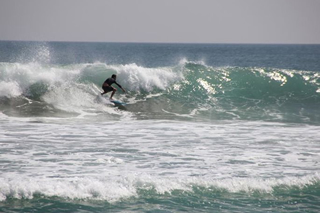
[0,174,319,212]
[1,61,320,123]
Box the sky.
[0,0,320,44]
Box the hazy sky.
[1,0,320,44]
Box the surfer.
[101,74,126,100]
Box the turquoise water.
[0,41,320,212]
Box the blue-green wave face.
[1,61,320,123]
[170,62,320,123]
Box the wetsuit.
[102,78,122,92]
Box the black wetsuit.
[102,78,122,92]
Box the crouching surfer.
[101,74,126,100]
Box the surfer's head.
[112,74,117,79]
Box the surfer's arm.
[115,82,126,93]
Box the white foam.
[0,176,137,202]
[0,81,22,97]
[0,173,318,202]
[108,63,183,92]
[0,62,82,97]
[0,112,8,118]
[1,119,320,201]
[178,58,206,66]
[96,156,124,164]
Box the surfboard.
[110,100,126,106]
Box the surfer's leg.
[109,87,117,100]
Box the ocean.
[0,41,319,213]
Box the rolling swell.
[1,61,320,123]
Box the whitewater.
[0,41,320,212]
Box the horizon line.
[1,39,320,46]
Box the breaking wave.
[1,61,320,123]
